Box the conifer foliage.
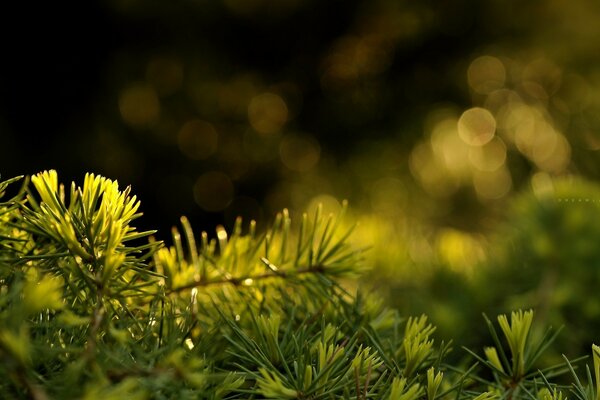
[0,171,597,399]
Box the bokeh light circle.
[472,166,512,200]
[177,120,218,160]
[248,92,289,135]
[279,134,321,172]
[457,107,496,146]
[468,137,507,172]
[118,84,161,128]
[467,56,506,95]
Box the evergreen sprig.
[0,171,597,399]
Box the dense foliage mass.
[0,171,599,399]
[367,176,600,362]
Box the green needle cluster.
[0,171,598,399]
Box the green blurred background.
[2,0,600,358]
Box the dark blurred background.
[2,0,600,356]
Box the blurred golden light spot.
[531,172,555,199]
[177,120,218,160]
[534,133,571,173]
[356,35,392,75]
[306,195,341,215]
[468,137,507,172]
[118,84,160,128]
[457,107,496,146]
[321,37,359,89]
[193,171,234,212]
[279,133,320,172]
[559,74,591,112]
[370,178,406,214]
[320,34,391,90]
[472,166,512,200]
[188,81,219,116]
[322,62,356,90]
[583,131,600,151]
[436,229,486,274]
[363,11,422,42]
[424,107,460,136]
[409,142,459,197]
[499,104,538,144]
[521,81,549,102]
[218,76,258,116]
[430,118,470,177]
[248,92,289,135]
[484,89,521,114]
[467,56,506,95]
[146,57,184,96]
[522,58,562,96]
[512,113,565,169]
[531,127,559,163]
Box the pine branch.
[166,261,326,293]
[1,171,598,399]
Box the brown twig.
[167,264,325,294]
[83,288,105,363]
